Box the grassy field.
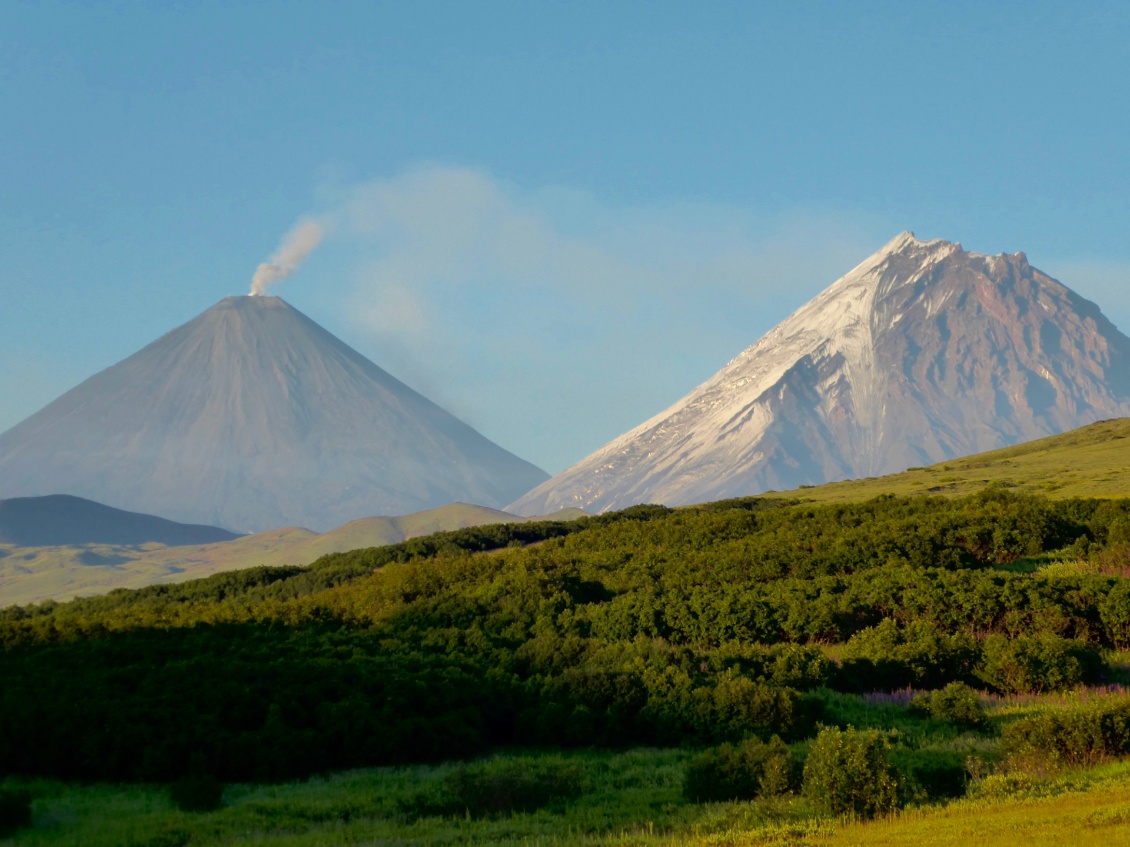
[6,685,1130,847]
[772,418,1130,505]
[826,769,1130,847]
[5,753,1130,846]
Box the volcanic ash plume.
[249,218,324,296]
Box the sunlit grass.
[824,763,1130,846]
[767,418,1130,505]
[7,752,1130,846]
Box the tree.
[802,726,899,818]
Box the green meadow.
[780,418,1130,504]
[6,743,1130,846]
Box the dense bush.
[1099,580,1130,648]
[889,749,968,800]
[910,682,985,727]
[699,676,808,742]
[1001,697,1130,769]
[842,620,978,689]
[764,644,836,689]
[0,491,1127,781]
[976,633,1103,694]
[683,736,796,802]
[402,758,583,818]
[0,788,32,836]
[169,772,224,812]
[801,726,900,818]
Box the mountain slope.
[0,296,548,532]
[773,416,1130,505]
[0,494,240,547]
[511,233,1130,514]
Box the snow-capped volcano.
[509,233,1130,515]
[0,296,548,532]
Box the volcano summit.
[510,233,1130,515]
[0,296,548,532]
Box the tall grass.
[5,706,1130,845]
[829,762,1130,846]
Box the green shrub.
[1100,580,1130,648]
[801,726,900,818]
[910,682,985,727]
[683,735,797,802]
[0,789,32,836]
[766,644,835,689]
[967,771,1041,799]
[976,633,1102,694]
[169,773,224,812]
[402,758,583,818]
[1000,697,1130,769]
[842,619,977,690]
[700,674,807,741]
[890,749,968,800]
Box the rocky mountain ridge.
[510,232,1130,514]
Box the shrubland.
[3,486,1130,843]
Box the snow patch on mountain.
[510,233,1130,515]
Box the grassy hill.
[6,417,1128,609]
[4,425,1130,843]
[0,503,586,607]
[776,417,1130,504]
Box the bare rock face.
[0,296,548,532]
[510,233,1130,515]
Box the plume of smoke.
[249,218,324,296]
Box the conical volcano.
[0,296,548,532]
[510,233,1130,515]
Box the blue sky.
[2,0,1128,474]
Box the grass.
[6,739,1130,845]
[8,762,1130,846]
[0,749,708,847]
[825,762,1130,846]
[766,418,1130,505]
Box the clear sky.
[2,0,1128,474]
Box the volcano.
[509,233,1130,515]
[0,296,548,532]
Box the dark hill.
[0,494,241,547]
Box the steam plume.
[249,218,324,296]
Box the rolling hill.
[0,502,585,608]
[771,416,1130,505]
[6,415,1129,609]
